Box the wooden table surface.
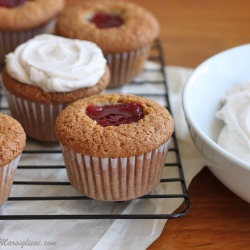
[65,1,250,249]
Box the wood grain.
[65,0,250,68]
[65,1,250,249]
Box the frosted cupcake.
[55,0,159,88]
[55,93,174,201]
[0,113,26,205]
[0,0,65,64]
[2,34,110,142]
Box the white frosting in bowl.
[216,83,250,163]
[5,34,107,92]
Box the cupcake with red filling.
[0,113,26,205]
[0,0,64,64]
[2,34,110,142]
[55,0,159,88]
[55,93,174,201]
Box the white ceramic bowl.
[182,44,250,203]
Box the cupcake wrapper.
[61,139,171,201]
[0,155,21,206]
[105,44,151,88]
[5,90,64,142]
[0,19,55,64]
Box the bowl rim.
[182,43,250,171]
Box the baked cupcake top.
[0,113,26,167]
[55,94,174,158]
[3,34,110,104]
[0,0,64,31]
[2,66,110,104]
[55,0,160,53]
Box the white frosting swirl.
[5,34,107,92]
[216,83,250,163]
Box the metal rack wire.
[0,39,190,220]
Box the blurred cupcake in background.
[0,113,26,206]
[0,0,65,64]
[2,34,110,142]
[55,0,159,88]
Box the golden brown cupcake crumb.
[0,113,26,167]
[0,0,65,31]
[55,93,174,158]
[2,66,110,104]
[56,0,159,53]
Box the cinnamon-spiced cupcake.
[0,0,64,64]
[56,0,159,88]
[0,113,26,205]
[2,34,110,142]
[55,93,174,201]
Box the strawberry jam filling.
[86,103,144,127]
[0,0,27,8]
[90,12,124,29]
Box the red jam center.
[90,12,124,29]
[86,103,144,127]
[0,0,27,7]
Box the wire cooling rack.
[0,39,190,220]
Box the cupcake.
[2,34,110,142]
[55,93,174,201]
[0,113,26,205]
[55,0,159,88]
[0,0,64,64]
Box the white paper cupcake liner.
[105,44,151,88]
[0,155,21,206]
[5,90,64,142]
[60,139,171,201]
[0,19,55,64]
